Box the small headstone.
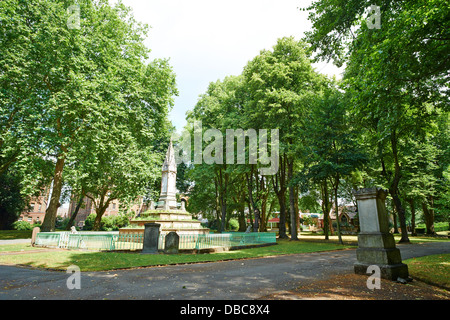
[180,200,186,212]
[245,225,252,233]
[70,226,78,234]
[142,223,161,254]
[164,232,180,254]
[31,227,40,246]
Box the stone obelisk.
[157,140,178,210]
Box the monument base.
[354,262,409,281]
[354,232,409,281]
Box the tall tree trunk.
[294,186,300,235]
[389,132,410,243]
[264,198,275,232]
[214,168,228,233]
[408,198,416,236]
[214,177,221,227]
[93,207,107,231]
[253,208,260,233]
[333,178,343,245]
[287,158,298,241]
[277,191,288,238]
[392,202,399,234]
[41,155,65,232]
[272,156,288,238]
[320,180,330,240]
[238,209,246,232]
[260,196,267,232]
[422,199,436,235]
[246,168,259,233]
[236,191,247,232]
[390,191,409,242]
[65,190,86,230]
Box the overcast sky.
[119,0,343,132]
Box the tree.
[303,87,367,244]
[271,155,289,238]
[187,76,246,233]
[0,0,179,231]
[242,37,326,240]
[0,169,30,229]
[304,0,449,95]
[304,0,449,243]
[307,0,450,242]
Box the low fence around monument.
[34,231,277,252]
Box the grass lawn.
[0,239,353,272]
[298,231,449,244]
[404,254,450,289]
[0,230,32,240]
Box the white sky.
[120,0,344,132]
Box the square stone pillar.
[142,223,161,254]
[353,188,409,280]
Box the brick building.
[67,195,146,228]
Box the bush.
[12,220,33,231]
[83,213,131,231]
[228,218,239,231]
[55,217,70,230]
[416,222,449,232]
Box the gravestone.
[164,232,180,254]
[353,188,409,281]
[142,223,161,254]
[31,227,40,246]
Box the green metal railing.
[226,232,277,247]
[34,231,276,251]
[34,232,61,248]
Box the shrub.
[83,214,96,231]
[12,220,33,231]
[83,213,131,231]
[228,218,239,231]
[55,217,70,230]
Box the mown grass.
[298,231,449,244]
[0,230,32,240]
[404,254,450,289]
[0,239,353,272]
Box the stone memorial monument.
[119,140,209,241]
[353,188,409,281]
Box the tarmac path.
[0,241,448,301]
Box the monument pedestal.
[353,188,409,281]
